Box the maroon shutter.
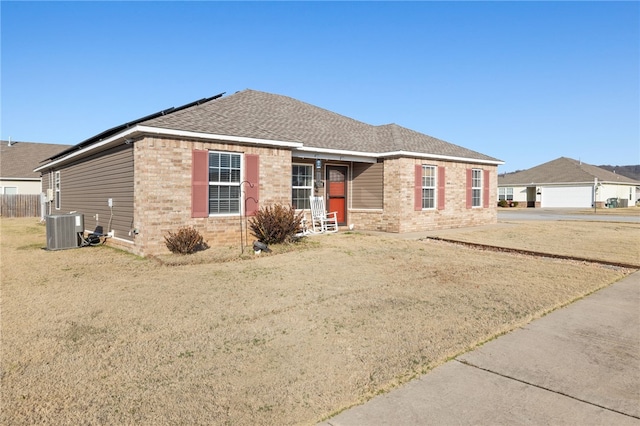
[483,170,490,208]
[414,164,423,211]
[191,149,209,218]
[244,154,260,216]
[437,166,445,210]
[466,169,473,209]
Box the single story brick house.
[498,157,639,208]
[35,89,503,256]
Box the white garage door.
[541,186,593,208]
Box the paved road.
[498,208,639,222]
[319,271,640,425]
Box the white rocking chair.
[309,196,339,233]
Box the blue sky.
[2,1,638,172]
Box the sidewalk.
[319,271,640,425]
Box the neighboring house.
[1,140,72,194]
[598,165,640,203]
[35,89,503,256]
[498,157,639,208]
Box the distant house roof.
[1,141,72,180]
[142,89,501,163]
[498,157,640,186]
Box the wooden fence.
[0,194,42,218]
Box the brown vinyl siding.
[351,162,383,209]
[55,144,134,241]
[41,172,51,193]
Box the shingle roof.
[1,141,72,179]
[142,89,501,162]
[498,157,640,186]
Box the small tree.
[249,204,304,245]
[164,226,208,254]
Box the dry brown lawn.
[428,219,640,266]
[1,217,636,425]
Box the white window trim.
[292,163,314,211]
[498,187,513,201]
[472,169,482,208]
[422,165,436,210]
[208,151,242,216]
[55,171,61,210]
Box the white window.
[498,187,513,201]
[55,171,61,210]
[422,165,436,209]
[208,152,241,214]
[292,164,313,210]
[3,187,17,195]
[472,169,482,207]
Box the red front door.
[326,165,347,225]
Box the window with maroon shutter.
[483,170,490,208]
[421,165,436,209]
[208,151,242,214]
[437,166,445,210]
[244,154,260,216]
[414,164,423,211]
[415,165,441,210]
[466,169,473,209]
[193,151,256,216]
[191,150,209,218]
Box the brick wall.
[132,136,291,256]
[129,136,498,256]
[377,158,498,233]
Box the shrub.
[164,226,208,254]
[498,199,508,208]
[511,201,519,207]
[249,204,304,245]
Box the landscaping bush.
[249,204,304,245]
[498,199,508,208]
[164,226,208,254]
[510,201,519,207]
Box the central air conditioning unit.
[45,213,84,250]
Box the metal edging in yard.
[424,237,640,270]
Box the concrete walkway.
[319,271,640,425]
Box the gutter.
[377,150,504,165]
[1,177,41,181]
[294,147,503,166]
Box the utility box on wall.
[46,213,84,250]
